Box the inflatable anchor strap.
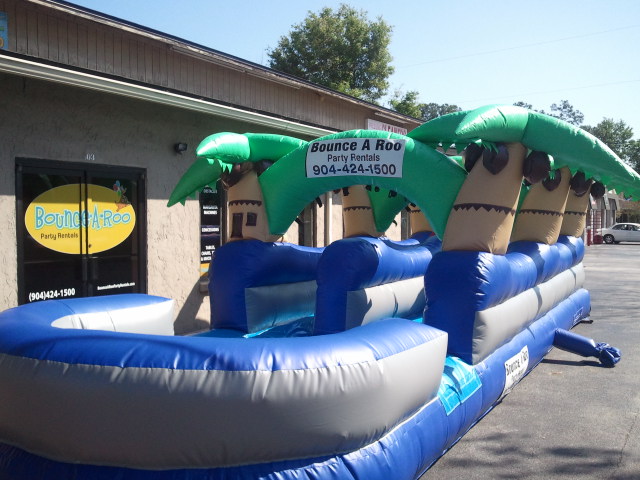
[553,328,622,368]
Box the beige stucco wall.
[277,190,404,246]
[0,193,17,309]
[0,72,299,332]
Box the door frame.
[15,158,147,304]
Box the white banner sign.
[366,118,408,135]
[305,137,405,178]
[502,345,529,397]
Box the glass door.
[16,160,147,304]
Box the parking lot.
[422,243,640,479]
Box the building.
[586,191,625,244]
[0,0,420,332]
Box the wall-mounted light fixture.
[174,142,188,154]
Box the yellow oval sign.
[25,184,136,255]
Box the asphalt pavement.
[421,243,640,480]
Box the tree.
[421,102,462,122]
[549,100,584,126]
[389,90,422,118]
[389,90,461,121]
[513,101,534,110]
[583,119,640,170]
[625,139,640,171]
[513,99,584,126]
[267,4,394,103]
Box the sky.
[67,0,640,137]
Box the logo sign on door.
[24,183,136,254]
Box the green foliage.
[421,103,462,122]
[267,4,394,103]
[625,140,640,171]
[389,90,422,118]
[513,99,584,126]
[549,100,584,125]
[513,101,533,110]
[390,90,461,121]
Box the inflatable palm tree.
[168,132,307,242]
[169,130,467,242]
[408,104,640,253]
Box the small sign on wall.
[0,13,7,50]
[200,186,221,278]
[24,183,136,255]
[366,118,407,135]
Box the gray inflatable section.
[0,331,447,469]
[244,280,317,333]
[472,263,585,364]
[345,277,425,329]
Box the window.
[231,213,244,238]
[246,212,257,227]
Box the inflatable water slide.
[0,105,635,479]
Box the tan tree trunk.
[342,185,382,238]
[511,167,571,244]
[407,204,433,237]
[560,188,593,237]
[443,142,526,254]
[226,171,279,243]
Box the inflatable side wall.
[424,235,588,364]
[314,236,441,334]
[208,240,323,333]
[0,294,447,478]
[0,280,590,480]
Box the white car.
[601,223,640,244]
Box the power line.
[398,24,640,69]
